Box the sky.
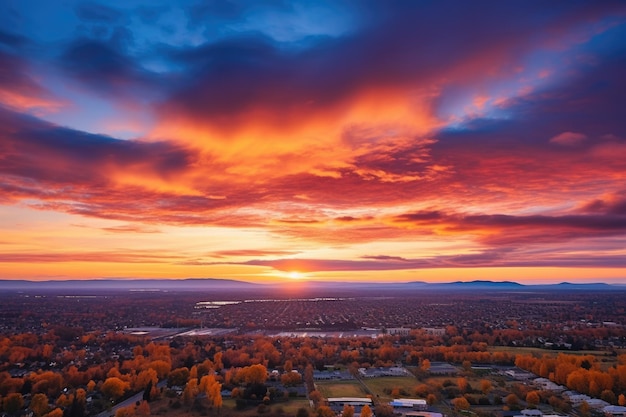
[1,1,626,284]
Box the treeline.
[515,353,626,404]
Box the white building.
[389,399,427,411]
[604,406,626,417]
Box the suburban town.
[1,285,625,417]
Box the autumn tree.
[309,390,323,407]
[30,393,49,417]
[240,364,268,385]
[168,367,190,387]
[457,377,468,393]
[375,404,395,417]
[505,394,520,410]
[44,408,64,417]
[282,372,303,386]
[601,390,616,405]
[86,380,96,392]
[134,369,157,392]
[526,391,540,408]
[115,404,136,417]
[480,379,492,395]
[317,406,336,417]
[102,377,130,401]
[148,360,171,379]
[619,394,626,406]
[136,400,150,416]
[421,359,431,372]
[343,404,355,417]
[452,397,470,411]
[3,392,24,414]
[182,379,199,408]
[361,404,373,417]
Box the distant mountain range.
[0,278,622,294]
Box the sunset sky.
[2,1,626,284]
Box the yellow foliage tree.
[361,404,373,417]
[102,377,130,401]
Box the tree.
[452,397,470,411]
[182,379,199,408]
[115,404,136,417]
[168,367,190,387]
[426,393,437,405]
[30,393,49,417]
[343,404,355,417]
[457,377,468,393]
[4,392,24,413]
[136,400,150,416]
[309,390,323,407]
[601,389,615,405]
[44,408,64,417]
[421,359,431,372]
[317,406,335,417]
[526,391,540,408]
[86,380,96,392]
[134,369,157,392]
[480,379,492,395]
[505,394,520,409]
[241,364,268,385]
[619,394,626,406]
[102,377,130,401]
[148,360,171,379]
[361,404,373,417]
[281,372,303,386]
[375,404,394,417]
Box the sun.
[287,271,305,280]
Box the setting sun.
[287,271,305,280]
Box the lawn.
[361,376,418,401]
[316,380,368,398]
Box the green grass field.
[316,380,368,398]
[361,376,418,401]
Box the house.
[422,328,446,336]
[604,406,626,417]
[387,328,411,336]
[328,398,373,407]
[562,391,590,405]
[328,397,373,414]
[390,398,427,412]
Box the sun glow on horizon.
[287,271,306,280]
